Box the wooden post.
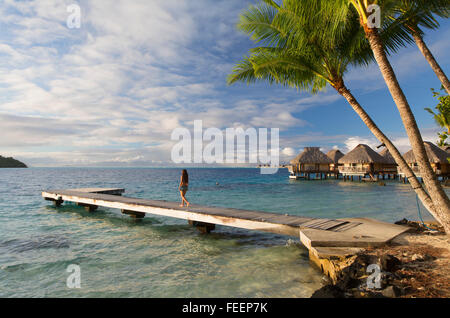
[45,197,64,207]
[77,203,98,212]
[188,220,215,234]
[121,209,145,219]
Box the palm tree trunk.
[334,81,444,226]
[412,30,450,95]
[364,27,450,233]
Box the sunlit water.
[0,168,439,297]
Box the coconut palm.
[316,0,450,232]
[228,0,445,229]
[392,0,450,94]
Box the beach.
[312,221,450,298]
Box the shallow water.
[0,168,438,297]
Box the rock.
[311,285,345,298]
[395,218,409,225]
[381,254,401,272]
[411,254,424,261]
[381,285,400,298]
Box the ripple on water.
[1,168,446,297]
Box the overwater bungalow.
[338,144,388,181]
[288,147,333,180]
[327,149,345,175]
[398,141,450,181]
[378,148,398,179]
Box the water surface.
[0,168,436,297]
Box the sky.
[0,0,449,167]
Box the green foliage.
[228,0,447,91]
[425,87,450,130]
[391,0,450,35]
[425,86,450,145]
[228,0,372,92]
[437,132,448,147]
[0,156,27,168]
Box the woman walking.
[179,169,190,207]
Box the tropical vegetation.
[426,87,450,146]
[228,0,450,232]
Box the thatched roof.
[403,141,450,164]
[338,144,387,164]
[290,147,333,164]
[326,149,345,163]
[379,148,396,165]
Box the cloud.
[281,147,296,157]
[343,136,380,153]
[341,126,443,155]
[1,1,447,167]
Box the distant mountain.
[0,156,27,168]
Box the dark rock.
[395,218,409,225]
[381,285,400,298]
[311,285,345,298]
[381,254,401,272]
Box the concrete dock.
[42,188,410,279]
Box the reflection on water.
[0,168,440,297]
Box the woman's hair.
[181,169,188,184]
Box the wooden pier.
[42,188,409,278]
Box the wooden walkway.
[42,188,409,249]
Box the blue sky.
[0,0,449,166]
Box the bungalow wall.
[291,163,331,172]
[339,163,385,174]
[398,162,450,176]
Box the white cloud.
[1,0,446,167]
[281,147,296,157]
[343,136,380,152]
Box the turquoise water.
[0,168,437,297]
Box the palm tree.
[392,0,450,94]
[318,0,450,232]
[228,1,443,229]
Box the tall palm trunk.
[364,27,450,233]
[333,80,444,225]
[412,29,450,95]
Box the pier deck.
[42,188,409,250]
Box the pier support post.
[45,197,64,207]
[77,203,98,212]
[121,209,145,219]
[188,220,215,234]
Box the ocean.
[0,167,437,297]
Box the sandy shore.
[311,220,450,298]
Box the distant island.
[0,155,27,168]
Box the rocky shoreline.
[311,220,450,298]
